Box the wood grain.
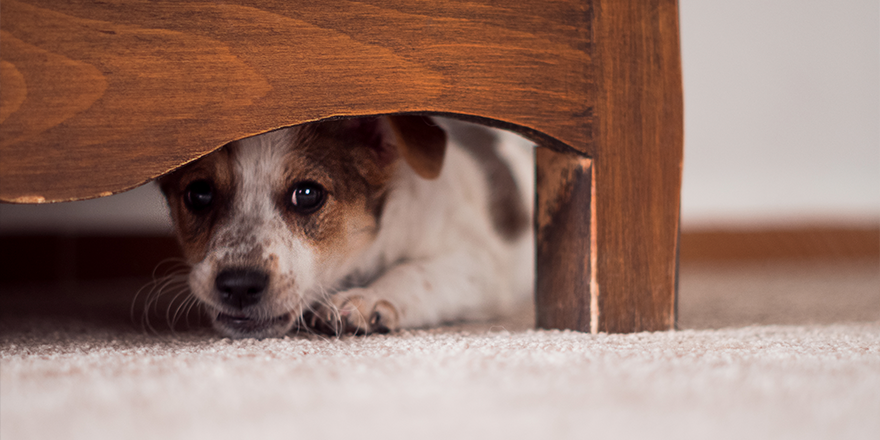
[0,0,591,203]
[0,61,27,125]
[535,148,595,332]
[681,226,880,263]
[592,0,683,333]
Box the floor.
[1,260,878,440]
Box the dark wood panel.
[592,0,683,333]
[535,148,595,332]
[681,226,880,263]
[0,0,592,203]
[0,235,181,283]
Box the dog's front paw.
[304,289,399,335]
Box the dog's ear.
[339,115,447,180]
[382,115,447,180]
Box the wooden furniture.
[0,0,683,333]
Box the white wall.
[679,0,879,227]
[0,183,173,234]
[0,0,877,233]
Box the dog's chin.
[212,312,295,339]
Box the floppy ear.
[383,115,447,180]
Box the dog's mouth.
[214,312,293,338]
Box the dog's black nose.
[215,269,269,310]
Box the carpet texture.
[2,261,879,440]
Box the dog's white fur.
[332,123,535,328]
[163,117,534,338]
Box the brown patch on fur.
[275,120,398,260]
[387,115,447,180]
[450,121,530,242]
[158,147,234,263]
[266,253,279,272]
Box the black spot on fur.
[450,121,530,242]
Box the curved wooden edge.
[423,112,589,157]
[0,111,584,204]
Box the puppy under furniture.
[0,0,683,333]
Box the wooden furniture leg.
[535,147,596,333]
[535,0,683,333]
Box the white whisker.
[132,262,192,335]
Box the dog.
[159,115,534,338]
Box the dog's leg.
[310,248,507,334]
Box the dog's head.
[159,116,446,338]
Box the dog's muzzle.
[211,268,292,337]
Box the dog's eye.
[184,180,214,212]
[290,181,326,214]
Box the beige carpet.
[2,260,878,440]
